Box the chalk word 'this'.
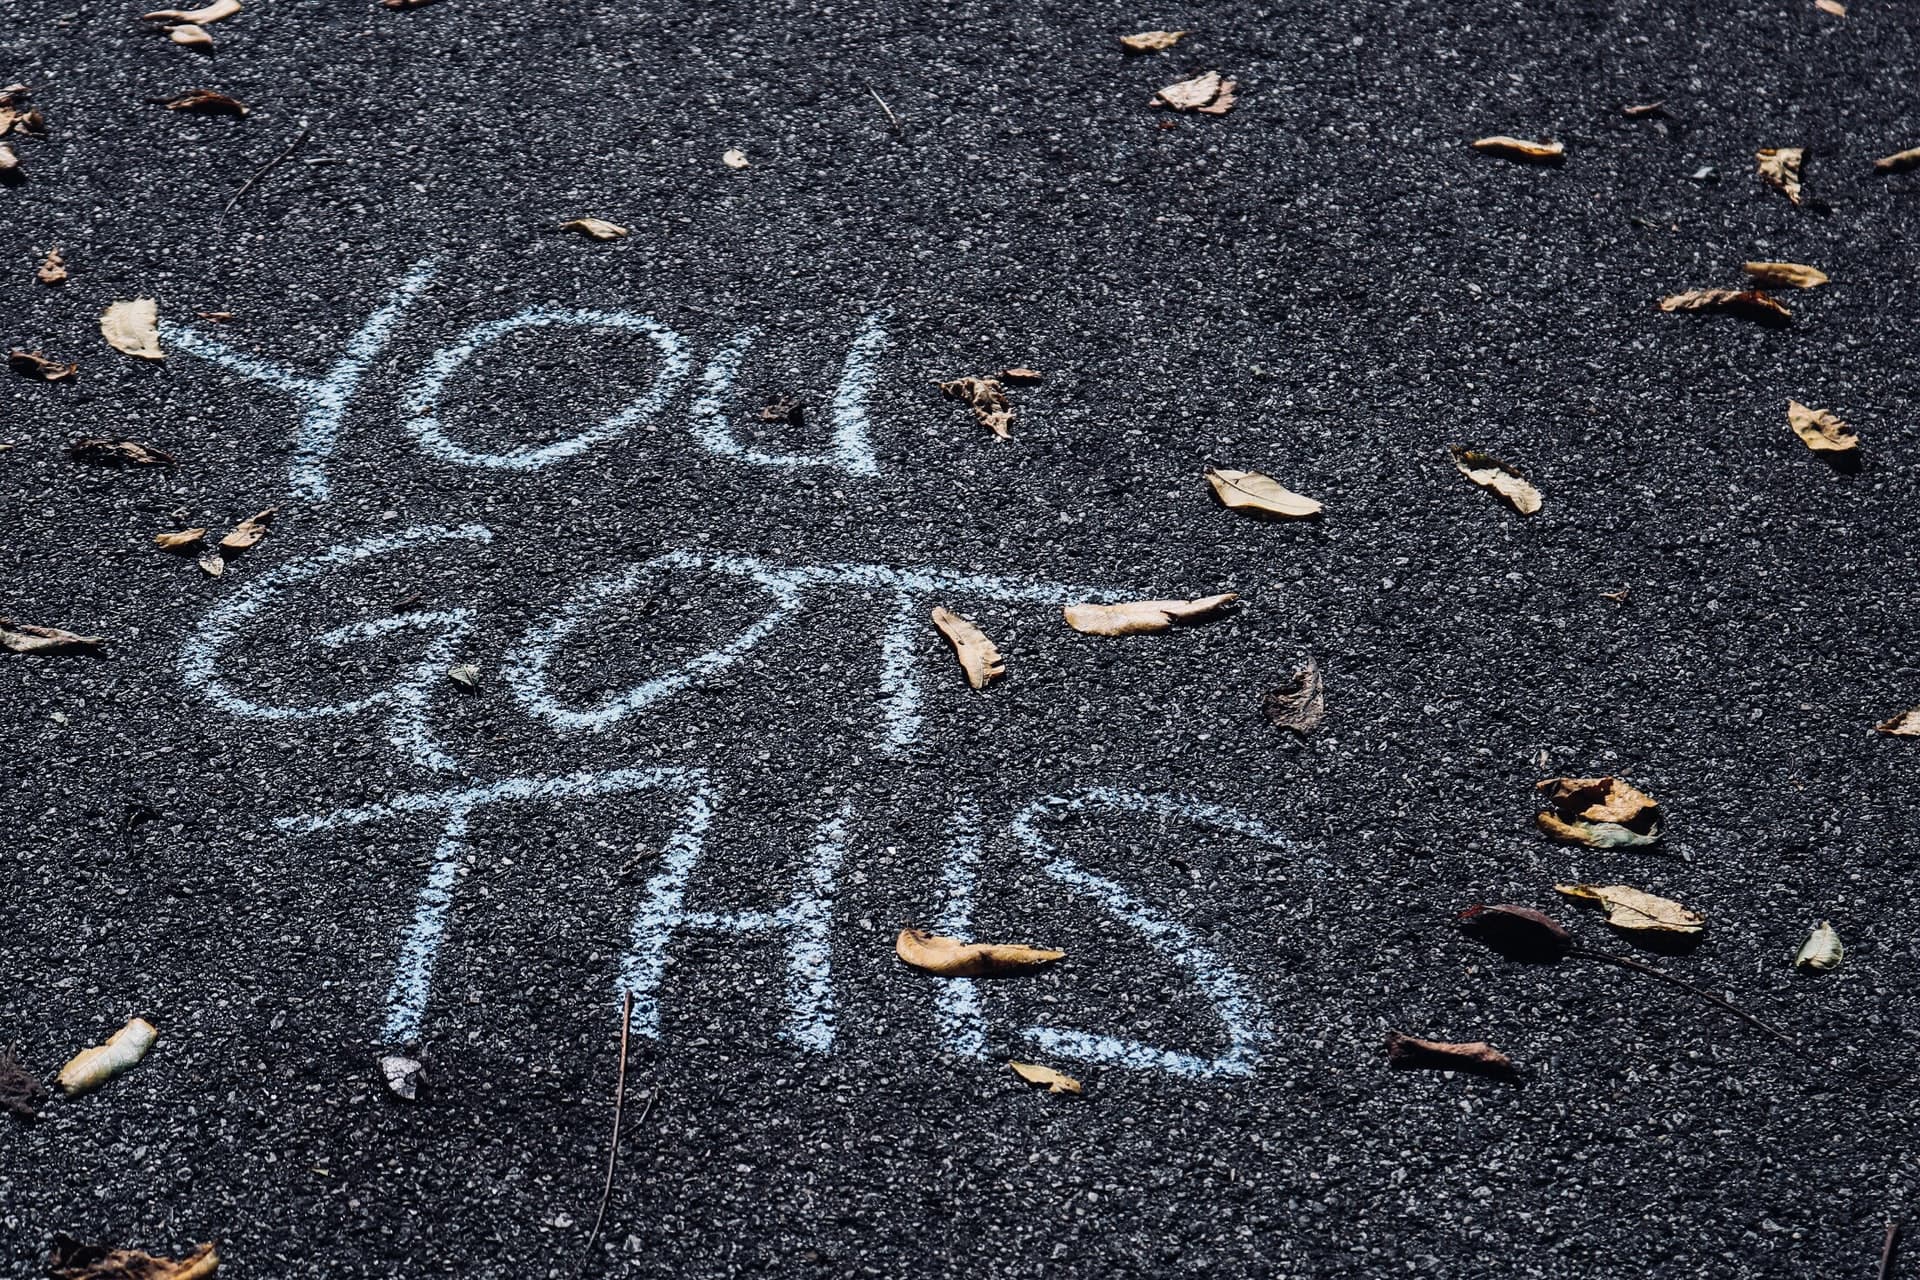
[181,525,1133,770]
[162,255,888,502]
[276,769,1302,1080]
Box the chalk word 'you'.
[162,256,888,502]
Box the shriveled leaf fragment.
[1744,261,1828,289]
[1456,904,1573,962]
[198,553,225,578]
[47,1236,219,1280]
[447,663,481,690]
[1555,883,1704,936]
[0,1043,49,1120]
[1815,0,1846,16]
[218,507,276,554]
[1263,657,1325,735]
[1756,147,1804,204]
[931,607,1004,689]
[757,394,804,424]
[1119,29,1189,53]
[1534,776,1662,848]
[998,367,1043,385]
[1658,288,1791,326]
[1874,146,1920,175]
[559,218,627,240]
[1794,920,1843,973]
[0,618,104,654]
[0,143,22,176]
[1385,1031,1517,1079]
[168,24,213,48]
[721,148,749,169]
[101,299,165,359]
[142,0,240,22]
[153,527,206,551]
[1009,1061,1081,1094]
[1448,446,1541,515]
[1205,467,1322,519]
[69,437,175,466]
[1622,101,1666,118]
[9,349,76,382]
[158,88,248,116]
[57,1018,157,1097]
[1471,135,1565,164]
[1152,71,1236,115]
[1873,708,1920,736]
[37,247,66,285]
[938,376,1013,438]
[1062,593,1236,636]
[1786,400,1858,454]
[379,1053,425,1101]
[896,927,1063,977]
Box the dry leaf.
[1534,776,1662,849]
[1657,288,1792,327]
[0,143,21,177]
[1622,101,1666,118]
[1794,920,1843,973]
[1874,146,1920,175]
[1384,1031,1517,1078]
[1743,261,1828,289]
[1756,147,1804,204]
[722,148,749,169]
[198,553,226,577]
[938,376,1013,439]
[1062,593,1236,636]
[1874,708,1920,736]
[158,88,248,116]
[0,618,104,654]
[69,438,175,466]
[1009,1061,1082,1094]
[1555,883,1704,936]
[1152,71,1237,115]
[998,367,1043,385]
[1448,447,1542,515]
[931,608,1004,689]
[142,0,240,21]
[153,527,207,551]
[9,349,76,382]
[380,1053,425,1101]
[168,24,213,48]
[195,310,233,322]
[1120,29,1189,53]
[57,1018,157,1096]
[447,663,481,690]
[1471,135,1565,163]
[1456,903,1573,962]
[0,1043,49,1120]
[896,927,1064,977]
[101,299,165,359]
[757,395,804,425]
[48,1236,219,1280]
[1205,467,1322,519]
[559,217,628,241]
[1263,657,1325,735]
[37,246,66,285]
[218,507,276,554]
[1815,0,1846,15]
[1786,400,1858,454]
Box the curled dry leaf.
[0,618,104,654]
[218,507,276,554]
[931,607,1004,689]
[37,247,66,285]
[1471,135,1564,164]
[1756,147,1804,204]
[57,1018,157,1097]
[153,527,206,551]
[1009,1061,1082,1094]
[1457,904,1573,962]
[1062,593,1236,636]
[1,1043,49,1120]
[169,24,213,48]
[1534,776,1662,849]
[1657,288,1791,327]
[1786,400,1858,454]
[47,1236,219,1280]
[1384,1031,1517,1079]
[1263,657,1325,735]
[1875,146,1920,175]
[1152,70,1236,115]
[896,928,1064,977]
[380,1053,425,1101]
[69,437,175,466]
[159,88,248,116]
[1744,261,1828,289]
[1873,708,1920,736]
[938,376,1013,439]
[1205,467,1322,519]
[9,349,76,382]
[722,148,749,169]
[1555,883,1704,936]
[1448,446,1541,515]
[757,395,804,425]
[1814,0,1846,16]
[560,217,628,241]
[1794,920,1843,973]
[1119,29,1189,53]
[101,299,165,359]
[142,0,240,22]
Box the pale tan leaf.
[1205,467,1322,519]
[1120,29,1189,53]
[1152,71,1236,114]
[938,376,1013,438]
[1062,593,1236,636]
[168,23,213,47]
[931,607,1004,689]
[57,1018,157,1097]
[0,142,17,174]
[48,1238,219,1280]
[1448,446,1541,515]
[101,299,164,360]
[998,367,1043,385]
[1535,776,1662,848]
[1873,708,1920,736]
[1384,1031,1517,1077]
[1263,658,1325,734]
[218,506,276,553]
[1743,261,1828,289]
[1756,147,1804,204]
[560,217,628,241]
[141,0,240,22]
[722,148,749,169]
[1657,288,1792,326]
[153,527,207,551]
[1787,400,1858,454]
[0,618,104,654]
[1009,1061,1082,1094]
[198,552,226,577]
[1794,920,1843,972]
[1471,135,1564,163]
[1621,101,1666,118]
[37,246,66,285]
[1875,146,1920,175]
[1555,883,1704,935]
[1815,0,1846,15]
[896,928,1064,977]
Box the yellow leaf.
[1875,146,1920,175]
[1555,883,1704,935]
[895,928,1064,977]
[1873,708,1920,736]
[1756,147,1804,204]
[48,1237,219,1280]
[1009,1061,1082,1094]
[1205,468,1322,519]
[1743,261,1828,289]
[101,299,164,360]
[1787,400,1858,454]
[931,607,1004,689]
[57,1018,157,1097]
[1119,29,1188,53]
[1448,447,1541,515]
[1062,593,1236,636]
[560,218,628,241]
[1152,71,1236,115]
[1471,135,1565,163]
[1657,288,1791,326]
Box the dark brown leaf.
[0,1044,48,1120]
[1385,1031,1517,1079]
[1263,657,1324,734]
[9,349,75,382]
[68,438,175,467]
[1456,903,1572,963]
[156,88,248,116]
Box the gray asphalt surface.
[5,0,1920,1276]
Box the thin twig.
[864,81,901,134]
[576,991,640,1277]
[1574,948,1800,1051]
[1881,1220,1903,1280]
[224,123,312,214]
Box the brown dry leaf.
[896,928,1064,977]
[1815,0,1846,15]
[158,88,248,116]
[1756,147,1804,204]
[931,607,1004,689]
[1657,288,1792,327]
[1263,658,1325,734]
[1471,135,1565,163]
[1384,1031,1517,1078]
[9,349,76,382]
[0,84,41,138]
[101,299,165,359]
[48,1236,219,1280]
[1555,883,1704,936]
[0,1043,49,1120]
[1743,261,1828,289]
[153,527,207,551]
[218,507,276,554]
[1535,776,1662,848]
[1874,708,1920,736]
[58,1018,158,1097]
[69,438,175,466]
[1152,71,1236,115]
[1204,467,1322,519]
[142,0,240,21]
[1120,29,1189,53]
[0,619,104,655]
[938,376,1013,439]
[1786,400,1858,454]
[168,24,213,48]
[195,310,233,322]
[1448,447,1542,515]
[1009,1061,1082,1094]
[1875,146,1920,175]
[1062,593,1236,636]
[998,367,1043,385]
[37,247,66,285]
